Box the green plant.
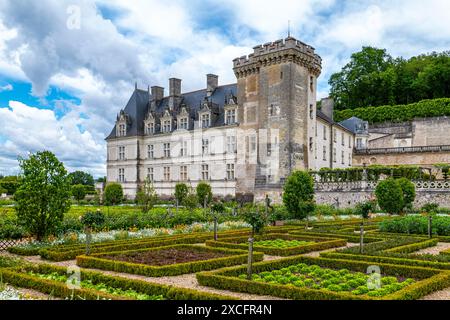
[80,210,105,229]
[396,178,416,211]
[375,178,404,214]
[283,170,315,220]
[14,151,72,241]
[196,182,212,207]
[135,178,158,213]
[355,201,376,220]
[71,184,86,203]
[104,183,124,206]
[182,188,198,210]
[174,183,188,206]
[239,205,268,237]
[420,203,439,214]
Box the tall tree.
[68,170,95,186]
[14,151,72,241]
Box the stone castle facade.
[105,37,448,199]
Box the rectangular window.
[309,137,313,151]
[356,138,363,149]
[147,167,154,182]
[226,163,235,180]
[333,147,337,163]
[180,140,187,156]
[201,164,209,180]
[323,125,327,140]
[201,113,210,128]
[323,146,327,161]
[163,120,171,133]
[341,132,345,146]
[333,129,337,142]
[163,167,170,181]
[349,136,352,148]
[119,124,126,136]
[147,144,154,159]
[118,168,125,182]
[341,150,345,164]
[202,139,209,155]
[145,122,154,135]
[226,109,236,125]
[310,76,314,92]
[163,143,171,158]
[180,166,188,181]
[267,143,272,157]
[227,136,237,153]
[348,153,352,166]
[250,135,257,153]
[309,104,314,120]
[179,117,188,130]
[118,146,125,160]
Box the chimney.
[206,74,218,97]
[169,78,181,97]
[151,86,164,102]
[320,97,334,121]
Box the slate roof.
[106,83,237,140]
[316,110,354,134]
[338,116,369,135]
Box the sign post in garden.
[247,237,254,280]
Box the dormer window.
[225,109,236,125]
[162,119,172,133]
[145,122,155,135]
[201,113,210,128]
[179,117,188,130]
[118,124,126,137]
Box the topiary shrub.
[283,170,315,220]
[80,210,105,230]
[375,178,404,214]
[396,178,416,211]
[104,183,124,206]
[196,182,212,208]
[175,183,188,206]
[71,184,86,203]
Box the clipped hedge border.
[288,230,384,244]
[205,234,347,256]
[0,267,126,300]
[320,252,450,270]
[196,255,450,300]
[3,263,235,300]
[76,244,264,277]
[382,239,439,254]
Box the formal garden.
[1,151,450,300]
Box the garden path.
[413,242,450,255]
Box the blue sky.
[0,0,449,177]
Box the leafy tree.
[174,183,188,206]
[104,183,123,206]
[183,187,198,211]
[355,200,376,220]
[396,178,416,211]
[71,184,86,203]
[196,182,212,208]
[14,151,72,241]
[375,178,404,214]
[282,170,316,220]
[135,177,158,213]
[68,170,95,186]
[239,204,269,237]
[80,210,105,230]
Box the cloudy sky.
[0,0,449,177]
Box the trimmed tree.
[175,183,188,207]
[183,187,198,211]
[375,178,404,214]
[396,178,416,212]
[135,177,158,213]
[282,170,316,223]
[14,151,72,241]
[71,184,86,204]
[104,183,124,206]
[196,182,212,208]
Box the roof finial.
[288,20,291,37]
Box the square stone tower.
[233,37,322,195]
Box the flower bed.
[0,263,235,300]
[76,244,264,277]
[196,255,450,300]
[205,233,346,256]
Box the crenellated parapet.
[233,37,322,78]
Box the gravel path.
[420,287,450,300]
[414,242,450,255]
[302,243,359,258]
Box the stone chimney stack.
[169,78,181,97]
[151,86,164,102]
[321,97,334,121]
[206,74,218,97]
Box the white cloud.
[0,101,105,176]
[0,83,13,92]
